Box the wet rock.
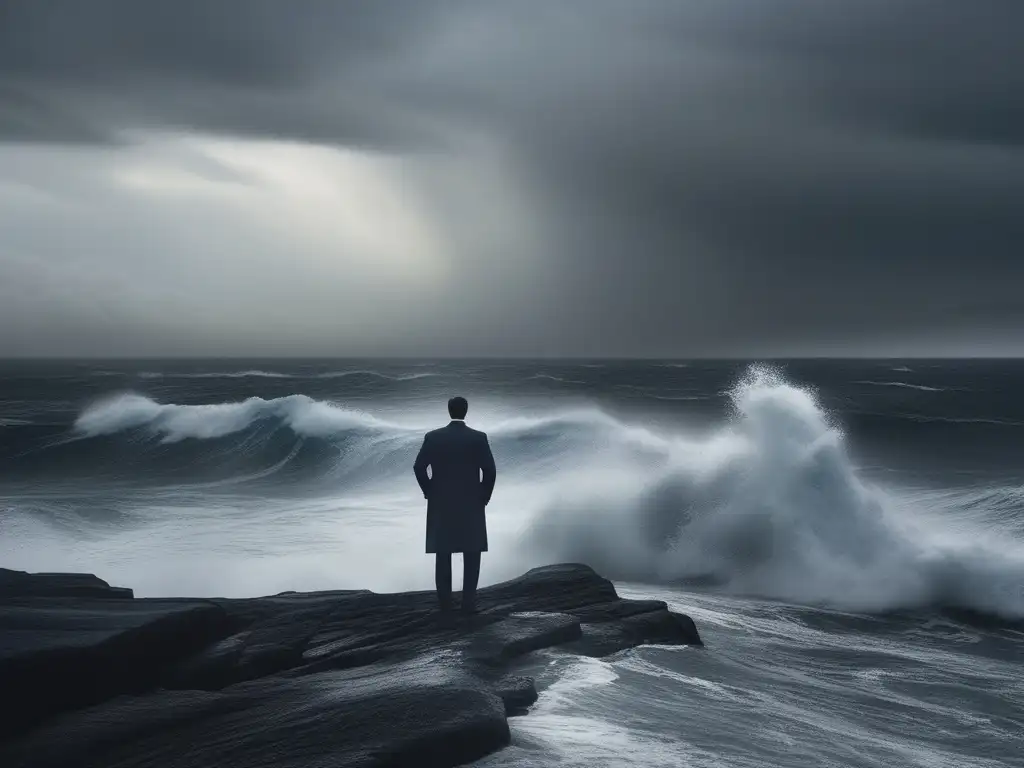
[463,612,582,665]
[0,596,231,740]
[0,563,702,767]
[1,662,510,768]
[490,675,539,715]
[163,630,252,690]
[0,568,133,599]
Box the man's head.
[448,396,469,420]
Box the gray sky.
[1,0,1022,357]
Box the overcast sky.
[1,0,1021,357]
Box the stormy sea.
[1,358,1022,767]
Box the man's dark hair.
[448,396,469,420]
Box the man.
[413,396,496,616]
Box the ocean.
[1,358,1022,767]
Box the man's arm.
[479,434,496,506]
[413,435,432,499]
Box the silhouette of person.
[413,396,496,615]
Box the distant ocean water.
[1,358,1022,767]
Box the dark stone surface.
[490,675,540,715]
[0,563,702,767]
[2,662,510,768]
[0,568,133,599]
[0,597,232,740]
[463,612,582,665]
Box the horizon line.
[2,354,1023,362]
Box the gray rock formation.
[0,563,701,767]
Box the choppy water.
[1,358,1022,766]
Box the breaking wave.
[4,392,660,486]
[134,370,440,381]
[75,393,402,442]
[524,366,1024,619]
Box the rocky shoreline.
[0,563,701,768]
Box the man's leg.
[461,551,481,613]
[435,552,453,611]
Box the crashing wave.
[523,366,1024,619]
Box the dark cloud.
[0,0,450,148]
[1,0,1022,356]
[713,0,1024,147]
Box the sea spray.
[524,366,1024,617]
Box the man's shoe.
[460,597,478,615]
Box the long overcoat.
[413,421,496,554]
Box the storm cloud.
[1,0,1022,356]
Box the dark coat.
[413,421,496,554]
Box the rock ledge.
[0,563,701,768]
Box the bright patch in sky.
[113,135,446,284]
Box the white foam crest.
[534,655,619,712]
[136,370,439,381]
[74,393,408,443]
[487,407,664,447]
[525,365,1024,617]
[138,370,292,379]
[617,654,736,700]
[72,395,649,447]
[314,370,440,381]
[69,394,680,484]
[524,374,585,385]
[854,380,946,393]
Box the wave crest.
[524,366,1024,618]
[56,393,660,487]
[134,370,440,381]
[75,393,402,443]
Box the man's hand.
[413,435,433,500]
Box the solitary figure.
[413,396,496,615]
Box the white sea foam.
[525,374,586,385]
[74,393,407,443]
[314,370,440,381]
[138,370,292,379]
[854,380,945,393]
[135,369,439,381]
[523,366,1024,617]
